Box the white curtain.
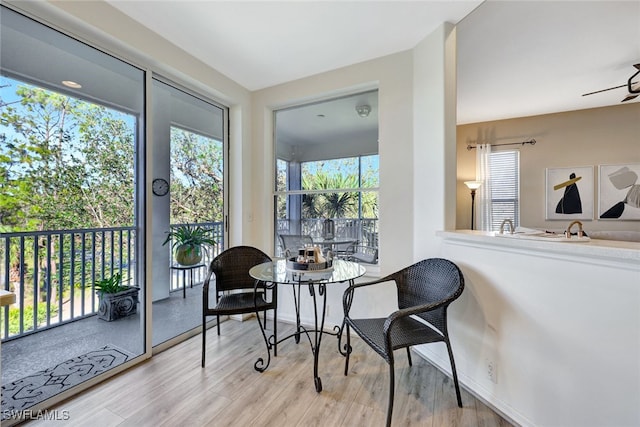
[476,144,493,231]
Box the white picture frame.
[545,166,594,220]
[598,163,640,220]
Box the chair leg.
[386,361,395,427]
[445,338,463,407]
[216,314,221,335]
[344,324,351,376]
[201,316,206,368]
[406,346,412,367]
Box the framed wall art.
[545,166,594,220]
[598,163,640,220]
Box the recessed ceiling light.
[62,80,82,89]
[317,114,325,118]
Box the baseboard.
[414,346,531,427]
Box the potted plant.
[95,273,139,321]
[162,224,216,266]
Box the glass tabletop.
[249,259,366,284]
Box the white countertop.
[438,230,640,267]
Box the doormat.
[1,345,133,420]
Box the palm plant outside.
[302,173,358,218]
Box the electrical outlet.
[487,359,498,383]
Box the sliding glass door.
[1,5,145,419]
[150,78,226,346]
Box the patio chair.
[202,246,276,367]
[343,258,465,427]
[278,234,314,256]
[344,244,378,264]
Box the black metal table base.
[254,278,354,393]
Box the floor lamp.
[464,181,482,230]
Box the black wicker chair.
[202,246,276,367]
[343,258,464,426]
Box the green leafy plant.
[2,304,59,337]
[94,273,129,294]
[162,224,216,250]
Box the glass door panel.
[150,78,226,346]
[1,6,145,418]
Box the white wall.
[249,22,460,373]
[432,233,640,427]
[150,82,172,301]
[249,52,412,330]
[413,23,458,259]
[250,51,415,274]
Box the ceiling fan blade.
[582,84,626,96]
[621,93,639,102]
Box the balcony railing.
[1,221,223,342]
[275,218,378,255]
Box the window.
[275,155,379,254]
[273,91,379,257]
[489,150,520,230]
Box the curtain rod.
[466,139,536,150]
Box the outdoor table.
[170,263,206,298]
[0,290,16,307]
[311,237,357,258]
[311,237,357,251]
[249,258,365,392]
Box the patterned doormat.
[1,345,133,420]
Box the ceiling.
[106,1,639,126]
[457,1,640,124]
[106,0,482,92]
[102,0,639,150]
[8,1,635,148]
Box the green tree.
[1,82,135,231]
[301,162,361,219]
[170,127,224,224]
[1,79,136,314]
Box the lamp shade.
[464,181,482,190]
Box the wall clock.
[152,178,169,196]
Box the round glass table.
[249,258,366,392]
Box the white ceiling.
[457,0,640,124]
[100,0,639,138]
[107,0,482,92]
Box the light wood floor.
[27,320,512,427]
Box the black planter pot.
[97,286,140,321]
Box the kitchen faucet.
[565,220,584,238]
[499,219,514,234]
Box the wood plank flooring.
[26,320,512,427]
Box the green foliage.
[94,272,129,294]
[0,80,135,232]
[170,127,224,224]
[2,304,59,335]
[300,161,373,219]
[162,224,216,251]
